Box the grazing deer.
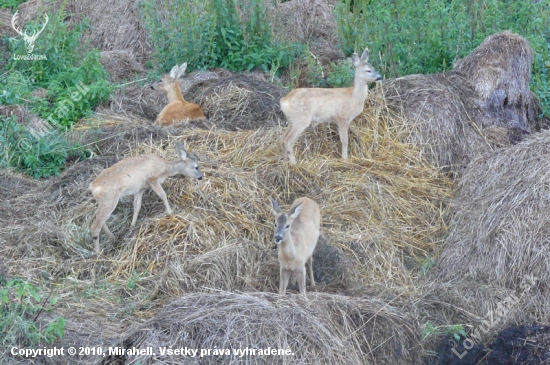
[269,197,320,295]
[280,48,382,164]
[151,63,206,126]
[90,143,202,253]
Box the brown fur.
[151,63,206,126]
[280,48,382,164]
[89,143,202,253]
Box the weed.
[0,278,65,350]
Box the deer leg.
[338,120,351,160]
[297,267,307,295]
[282,119,310,165]
[308,256,315,287]
[91,200,118,253]
[102,225,115,240]
[279,267,291,295]
[131,190,145,227]
[148,179,173,215]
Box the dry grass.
[453,31,540,131]
[0,104,452,364]
[102,292,421,365]
[438,129,550,294]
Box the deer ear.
[175,142,188,160]
[352,52,361,66]
[361,48,370,61]
[288,202,303,220]
[177,62,188,78]
[270,197,282,216]
[169,65,179,78]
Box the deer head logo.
[11,12,49,54]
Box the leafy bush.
[4,12,112,127]
[0,0,27,10]
[0,5,110,178]
[0,116,90,178]
[0,277,65,350]
[335,0,550,117]
[140,0,302,73]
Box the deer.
[280,48,382,164]
[150,62,206,126]
[89,142,202,253]
[11,12,49,54]
[269,197,320,296]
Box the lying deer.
[151,62,206,126]
[90,143,202,253]
[269,197,320,295]
[280,48,382,164]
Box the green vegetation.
[140,0,302,73]
[0,4,111,178]
[422,321,467,341]
[335,0,550,117]
[0,117,89,178]
[0,277,65,349]
[0,0,27,10]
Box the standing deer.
[151,62,206,126]
[269,197,320,295]
[11,12,49,54]
[280,48,382,164]
[90,143,202,253]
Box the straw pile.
[453,31,539,132]
[101,292,421,365]
[105,72,285,131]
[13,0,150,62]
[438,129,550,293]
[372,31,541,173]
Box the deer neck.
[351,75,369,103]
[165,160,184,177]
[280,234,297,259]
[166,80,186,103]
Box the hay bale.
[438,129,550,292]
[453,31,539,132]
[271,0,342,61]
[102,292,421,365]
[369,31,539,173]
[374,72,491,171]
[99,50,145,83]
[1,115,452,296]
[104,69,231,124]
[193,74,288,130]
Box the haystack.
[99,50,145,83]
[101,292,421,365]
[371,31,540,173]
[271,0,343,61]
[453,31,540,132]
[14,0,150,62]
[437,129,550,293]
[192,74,288,130]
[0,111,452,297]
[105,71,284,131]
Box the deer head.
[11,12,49,54]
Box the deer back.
[90,144,202,201]
[90,155,169,200]
[280,48,381,124]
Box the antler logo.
[11,12,49,54]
